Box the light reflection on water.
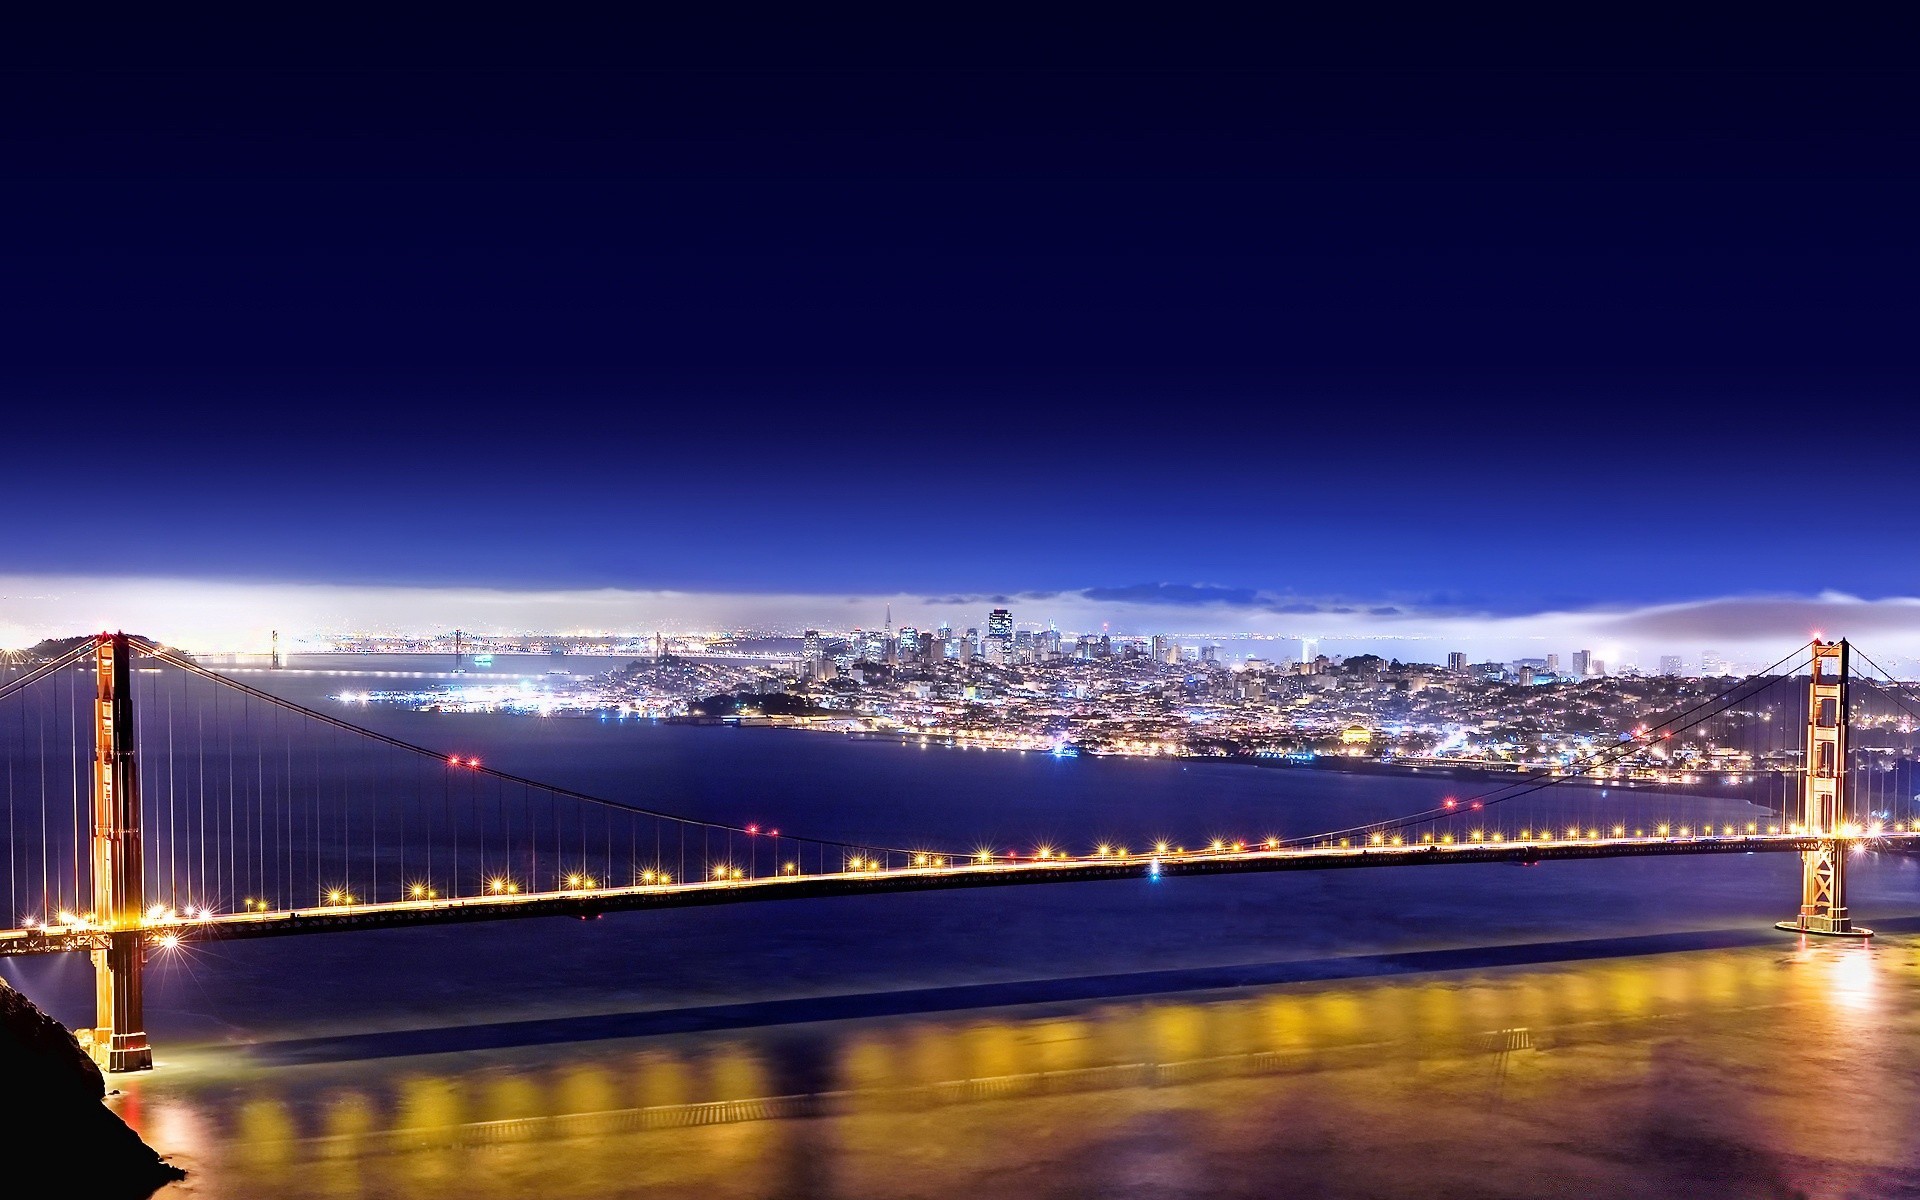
[112,935,1920,1199]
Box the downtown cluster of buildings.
[352,607,1804,781]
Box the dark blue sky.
[3,48,1917,617]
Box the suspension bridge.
[1,633,1916,1073]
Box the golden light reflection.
[115,937,1908,1199]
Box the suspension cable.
[131,638,941,859]
[1288,641,1816,846]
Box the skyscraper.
[896,626,919,662]
[1447,651,1467,674]
[986,608,1013,664]
[1572,650,1593,677]
[1546,654,1560,673]
[802,629,823,667]
[1658,655,1682,676]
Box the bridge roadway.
[5,831,1917,957]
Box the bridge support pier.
[90,633,153,1070]
[1776,640,1871,939]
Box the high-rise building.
[1701,650,1727,676]
[985,609,1013,664]
[987,608,1013,641]
[919,632,934,661]
[1572,649,1593,677]
[1447,651,1468,674]
[1545,653,1560,674]
[864,628,890,663]
[802,629,823,666]
[896,626,919,662]
[1658,655,1682,676]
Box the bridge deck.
[3,832,1911,956]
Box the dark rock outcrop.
[0,979,184,1197]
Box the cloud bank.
[4,576,1920,670]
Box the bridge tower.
[1776,639,1871,938]
[90,632,153,1070]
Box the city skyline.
[1,570,1913,671]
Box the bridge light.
[1612,826,1625,838]
[1658,824,1671,836]
[466,757,480,767]
[1439,835,1453,845]
[1678,826,1692,837]
[746,824,759,835]
[1155,841,1170,855]
[448,755,460,766]
[326,889,344,904]
[731,868,744,880]
[1209,839,1225,852]
[158,933,180,950]
[1443,799,1457,809]
[640,869,658,884]
[1747,822,1758,834]
[57,910,76,926]
[1491,832,1505,843]
[784,862,798,873]
[1469,830,1484,842]
[915,854,930,866]
[567,873,584,888]
[488,876,511,894]
[658,873,672,884]
[1370,834,1385,846]
[1265,837,1279,849]
[1392,835,1405,846]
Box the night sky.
[3,39,1917,630]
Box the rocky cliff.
[0,979,184,1196]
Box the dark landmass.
[688,691,833,718]
[0,980,184,1197]
[21,634,184,662]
